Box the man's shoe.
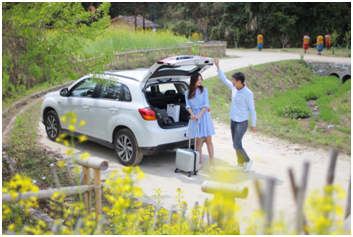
[229,164,244,172]
[209,165,215,172]
[243,160,253,172]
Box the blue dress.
[185,87,215,138]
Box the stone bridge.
[305,61,351,83]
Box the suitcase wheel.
[187,172,191,177]
[194,171,198,175]
[175,168,179,173]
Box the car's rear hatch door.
[141,55,214,91]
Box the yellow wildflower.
[63,140,70,147]
[70,117,77,124]
[80,152,89,160]
[61,116,67,123]
[79,120,86,127]
[8,224,15,231]
[58,160,65,168]
[78,135,87,142]
[66,149,72,156]
[69,125,75,132]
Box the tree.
[343,30,351,50]
[233,27,241,48]
[2,2,111,99]
[330,30,340,54]
[273,12,297,49]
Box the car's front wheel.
[45,110,62,141]
[114,129,143,166]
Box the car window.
[123,85,131,101]
[159,83,177,94]
[99,81,122,100]
[70,79,96,97]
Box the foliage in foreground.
[2,112,349,234]
[2,169,349,235]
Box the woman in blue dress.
[185,72,215,172]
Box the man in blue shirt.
[214,58,257,172]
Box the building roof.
[110,15,159,28]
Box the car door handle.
[82,105,90,109]
[110,107,119,112]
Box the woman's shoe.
[209,165,215,172]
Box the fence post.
[263,178,275,234]
[50,163,61,189]
[75,157,108,220]
[94,169,102,218]
[295,161,310,234]
[345,177,351,219]
[198,41,204,56]
[254,178,275,234]
[326,148,339,185]
[187,42,193,55]
[288,167,310,235]
[83,167,91,214]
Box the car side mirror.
[60,88,69,97]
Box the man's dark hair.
[231,72,245,84]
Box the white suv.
[41,56,214,166]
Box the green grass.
[317,79,351,130]
[204,60,351,154]
[84,28,189,54]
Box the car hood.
[141,55,214,90]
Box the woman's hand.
[190,114,197,120]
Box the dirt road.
[37,50,351,230]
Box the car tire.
[114,128,143,166]
[44,110,62,141]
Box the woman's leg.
[196,137,203,165]
[204,136,214,166]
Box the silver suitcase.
[175,120,201,177]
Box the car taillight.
[138,108,156,120]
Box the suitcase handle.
[188,119,198,151]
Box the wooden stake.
[295,162,310,234]
[288,168,309,235]
[327,148,339,185]
[50,163,60,189]
[65,163,75,186]
[345,177,351,219]
[263,178,275,234]
[83,166,91,214]
[94,169,102,217]
[254,180,264,209]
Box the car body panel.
[90,98,122,140]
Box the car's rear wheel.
[45,110,61,141]
[114,129,143,166]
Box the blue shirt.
[217,68,257,127]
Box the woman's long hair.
[188,72,203,99]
